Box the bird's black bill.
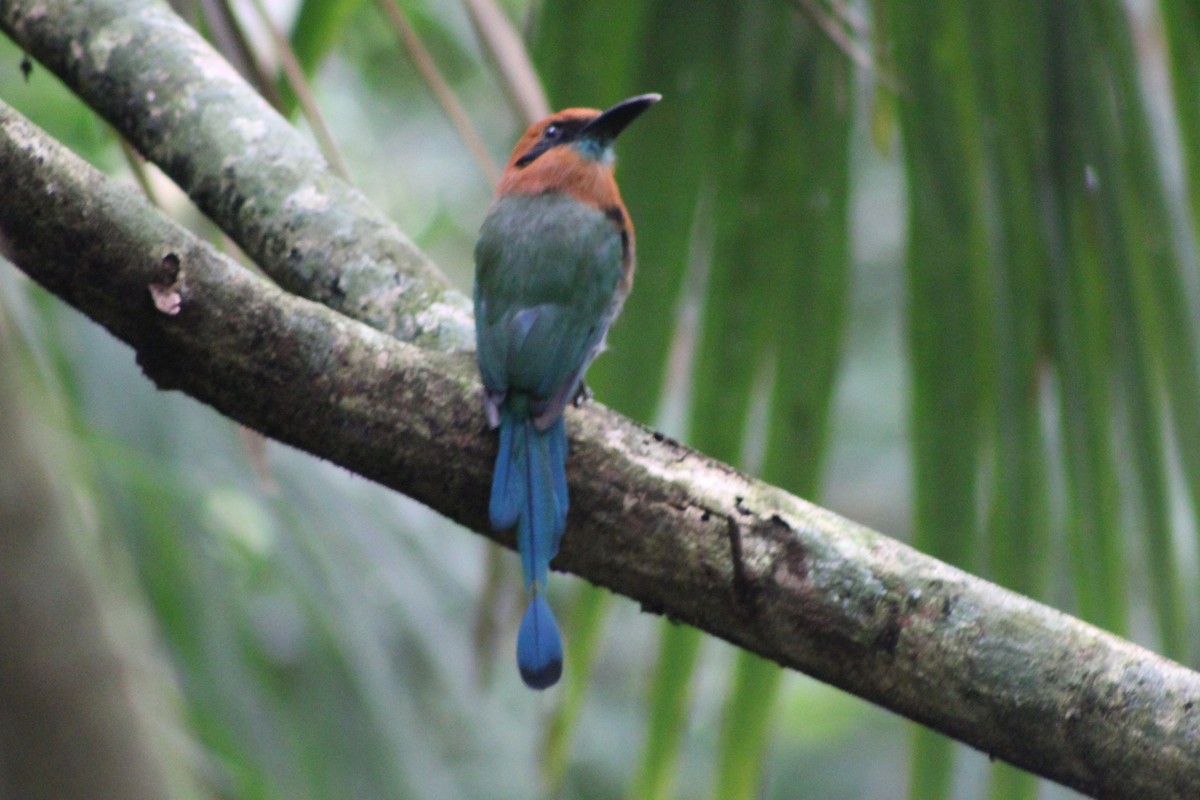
[581,93,661,144]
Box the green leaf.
[630,621,704,800]
[887,4,992,797]
[698,10,855,799]
[290,0,367,77]
[712,653,783,800]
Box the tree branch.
[0,0,472,349]
[2,2,1200,797]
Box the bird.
[474,94,660,689]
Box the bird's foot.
[572,382,594,407]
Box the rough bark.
[0,0,472,349]
[1,91,1199,798]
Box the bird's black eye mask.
[514,118,592,167]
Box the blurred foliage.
[3,0,1200,799]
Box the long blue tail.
[489,401,568,689]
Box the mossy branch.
[1,0,471,349]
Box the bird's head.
[498,94,660,198]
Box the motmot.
[474,94,660,689]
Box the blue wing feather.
[488,406,522,530]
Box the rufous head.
[498,94,661,200]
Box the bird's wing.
[474,192,624,422]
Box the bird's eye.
[543,124,562,140]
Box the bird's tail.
[489,398,568,689]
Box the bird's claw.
[572,382,594,407]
